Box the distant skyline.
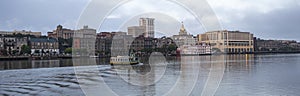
[1,0,300,41]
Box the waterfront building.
[97,31,156,56]
[96,32,113,56]
[127,18,155,38]
[139,18,155,38]
[111,34,134,56]
[0,37,9,56]
[1,37,29,55]
[97,32,113,38]
[0,30,41,37]
[130,35,155,52]
[128,26,145,37]
[47,32,55,38]
[198,30,254,53]
[95,31,127,56]
[254,38,300,52]
[130,35,145,51]
[0,36,4,50]
[29,37,59,54]
[96,37,112,56]
[16,37,29,52]
[47,25,75,39]
[51,25,76,53]
[171,22,197,47]
[144,37,155,49]
[3,37,16,53]
[111,31,127,36]
[74,26,97,55]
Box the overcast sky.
[0,0,299,41]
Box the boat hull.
[110,56,139,65]
[110,61,139,65]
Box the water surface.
[0,54,300,96]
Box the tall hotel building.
[198,30,254,53]
[128,26,145,37]
[139,18,155,38]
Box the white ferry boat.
[177,44,212,56]
[110,56,139,65]
[89,55,99,58]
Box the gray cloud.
[0,0,299,41]
[207,0,300,41]
[0,0,89,34]
[214,2,300,41]
[244,6,300,40]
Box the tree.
[96,50,105,55]
[20,45,31,55]
[0,49,7,56]
[64,48,72,54]
[12,50,18,55]
[141,48,153,53]
[58,38,73,53]
[168,44,177,52]
[66,38,73,46]
[279,46,296,52]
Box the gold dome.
[180,21,186,32]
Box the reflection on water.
[225,54,255,72]
[0,58,110,70]
[0,59,72,70]
[0,54,300,96]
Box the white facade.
[31,49,59,54]
[171,22,197,47]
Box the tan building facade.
[0,30,41,37]
[47,25,75,39]
[198,30,254,53]
[128,26,145,37]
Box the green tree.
[141,48,153,53]
[64,48,73,54]
[12,50,18,55]
[21,45,31,54]
[0,49,8,56]
[168,44,177,52]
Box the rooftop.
[30,38,57,43]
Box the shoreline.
[1,51,300,60]
[0,56,75,61]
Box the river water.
[0,54,300,96]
